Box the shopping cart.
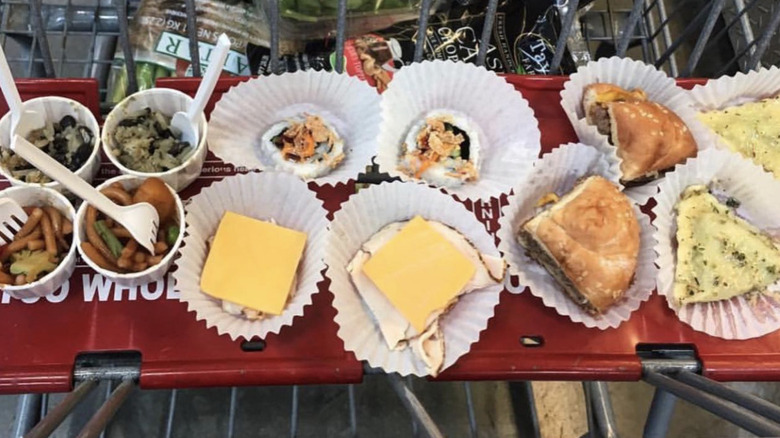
[2,0,780,437]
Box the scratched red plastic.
[0,76,778,395]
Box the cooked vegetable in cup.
[109,107,193,173]
[0,205,73,285]
[0,115,95,184]
[80,177,180,273]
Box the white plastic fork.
[0,43,45,145]
[11,135,160,255]
[0,198,28,244]
[170,33,231,147]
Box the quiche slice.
[697,97,780,178]
[674,185,780,304]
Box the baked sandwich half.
[583,83,697,184]
[518,176,640,314]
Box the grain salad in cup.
[102,88,207,192]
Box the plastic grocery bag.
[107,0,269,104]
[247,0,591,90]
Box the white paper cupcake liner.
[654,148,780,339]
[560,57,714,204]
[326,181,503,376]
[375,60,540,201]
[208,71,381,185]
[497,143,656,329]
[688,66,780,168]
[688,66,780,110]
[173,171,328,340]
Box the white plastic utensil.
[0,197,28,244]
[0,44,45,145]
[11,135,160,255]
[171,33,231,147]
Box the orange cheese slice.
[362,216,476,333]
[200,211,306,315]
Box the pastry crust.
[519,176,640,313]
[582,84,697,182]
[610,100,697,182]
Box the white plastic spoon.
[170,33,231,148]
[11,135,160,255]
[0,44,45,145]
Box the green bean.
[94,220,123,259]
[166,225,180,247]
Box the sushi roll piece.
[398,110,481,188]
[261,114,346,179]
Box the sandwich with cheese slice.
[582,83,697,183]
[347,216,505,376]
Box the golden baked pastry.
[518,175,640,313]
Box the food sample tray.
[0,75,778,395]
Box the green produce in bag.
[107,0,269,104]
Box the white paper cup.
[75,175,185,288]
[654,148,780,339]
[102,88,208,192]
[207,70,381,185]
[688,66,780,174]
[0,96,101,191]
[173,171,328,340]
[559,57,713,204]
[0,186,77,299]
[497,143,656,329]
[326,181,503,376]
[375,60,540,201]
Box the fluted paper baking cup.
[173,172,328,340]
[375,60,540,201]
[654,148,780,339]
[326,181,503,376]
[688,66,780,110]
[208,71,381,185]
[497,143,656,329]
[688,67,780,169]
[560,57,713,204]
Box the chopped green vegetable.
[726,197,741,208]
[166,225,180,246]
[95,220,123,258]
[10,250,57,281]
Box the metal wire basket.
[0,0,778,108]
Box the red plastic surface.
[0,78,102,123]
[1,75,779,395]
